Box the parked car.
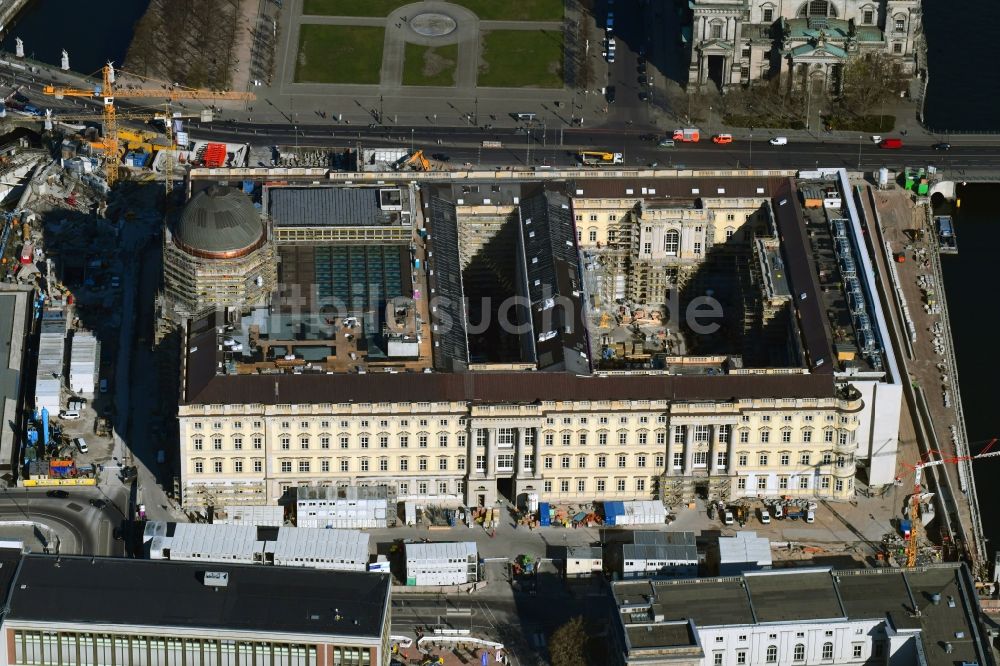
[74,437,89,454]
[59,410,81,420]
[638,91,649,102]
[605,86,616,103]
[46,490,69,499]
[932,142,951,150]
[759,508,772,524]
[722,509,735,526]
[712,133,734,144]
[805,510,816,524]
[99,378,109,393]
[110,276,120,289]
[870,135,883,143]
[769,136,788,146]
[773,504,784,519]
[658,138,675,148]
[879,138,903,149]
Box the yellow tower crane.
[39,107,209,195]
[42,62,254,186]
[896,442,1000,569]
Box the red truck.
[879,138,903,149]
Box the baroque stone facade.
[178,390,862,512]
[687,0,921,90]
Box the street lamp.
[857,134,863,171]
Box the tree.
[549,616,589,666]
[840,53,906,115]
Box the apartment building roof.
[613,565,989,666]
[5,554,389,639]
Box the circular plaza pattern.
[411,12,458,37]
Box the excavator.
[397,150,430,171]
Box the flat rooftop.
[268,186,408,227]
[612,565,990,666]
[6,554,389,638]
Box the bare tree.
[840,53,905,115]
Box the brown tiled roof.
[184,369,835,406]
[569,176,786,201]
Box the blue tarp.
[604,501,625,526]
[539,502,551,526]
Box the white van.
[805,510,815,524]
[74,437,89,453]
[759,509,771,525]
[59,410,81,420]
[769,136,788,146]
[722,509,735,526]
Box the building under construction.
[162,184,276,318]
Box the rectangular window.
[476,455,486,471]
[781,453,790,466]
[544,481,552,492]
[419,458,428,471]
[280,461,292,473]
[760,430,770,443]
[803,430,813,443]
[799,476,809,489]
[545,434,554,447]
[711,23,722,38]
[299,460,310,473]
[716,451,727,468]
[597,479,606,492]
[759,453,769,466]
[779,476,788,489]
[763,7,773,21]
[340,436,349,449]
[254,460,263,472]
[757,477,767,490]
[419,435,428,448]
[617,455,627,468]
[341,459,349,472]
[561,480,570,492]
[693,451,708,466]
[438,458,448,471]
[636,478,646,491]
[400,458,409,471]
[619,432,628,446]
[694,425,710,442]
[673,452,683,469]
[617,479,626,492]
[738,453,748,466]
[234,460,243,473]
[599,433,608,446]
[380,435,389,449]
[598,455,607,468]
[321,460,330,472]
[800,452,811,465]
[737,651,747,665]
[863,9,873,23]
[738,478,747,490]
[895,18,905,32]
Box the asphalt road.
[184,119,1000,172]
[8,59,1000,173]
[0,486,126,556]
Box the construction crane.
[42,62,254,186]
[896,440,1000,568]
[39,107,207,196]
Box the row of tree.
[125,0,243,90]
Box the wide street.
[0,486,127,556]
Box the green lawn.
[403,43,458,86]
[452,0,563,20]
[478,30,564,88]
[302,0,404,16]
[302,0,563,19]
[294,25,385,84]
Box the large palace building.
[171,168,902,515]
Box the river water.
[3,0,1000,553]
[0,0,148,76]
